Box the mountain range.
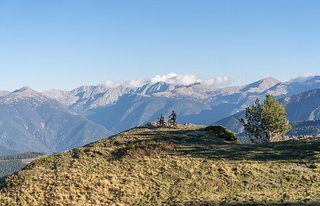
[0,75,320,155]
[0,87,110,154]
[216,88,320,134]
[45,75,320,132]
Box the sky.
[0,0,320,91]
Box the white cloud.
[103,80,120,88]
[151,73,178,83]
[103,73,231,88]
[127,79,146,88]
[202,76,230,87]
[103,79,146,88]
[290,72,318,83]
[151,73,201,85]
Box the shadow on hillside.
[130,129,320,162]
[0,177,5,190]
[177,140,320,162]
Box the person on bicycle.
[169,111,177,125]
[159,114,165,126]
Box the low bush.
[204,125,237,142]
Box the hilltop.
[0,125,320,205]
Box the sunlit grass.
[0,125,319,205]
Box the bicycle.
[167,118,177,127]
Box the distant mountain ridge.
[43,75,320,133]
[1,75,320,155]
[282,89,320,121]
[0,87,111,155]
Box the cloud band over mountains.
[103,73,231,88]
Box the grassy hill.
[287,120,320,137]
[0,125,320,205]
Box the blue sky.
[0,0,320,91]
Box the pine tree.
[239,99,264,142]
[261,94,291,142]
[239,94,291,143]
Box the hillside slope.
[0,126,320,205]
[0,87,111,154]
[281,89,320,121]
[287,120,320,137]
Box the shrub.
[204,125,237,141]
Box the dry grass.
[0,125,319,205]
